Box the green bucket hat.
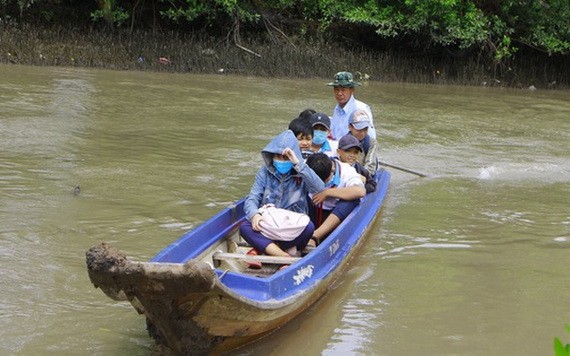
[327,71,361,88]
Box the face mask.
[313,130,328,145]
[325,165,341,188]
[273,160,294,175]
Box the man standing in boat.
[327,71,377,141]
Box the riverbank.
[1,25,567,89]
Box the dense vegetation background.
[1,0,568,88]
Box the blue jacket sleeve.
[295,160,325,194]
[244,167,267,220]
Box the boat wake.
[477,161,568,182]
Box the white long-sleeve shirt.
[330,95,376,140]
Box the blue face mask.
[325,164,341,188]
[273,160,294,175]
[313,130,328,145]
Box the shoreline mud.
[1,25,567,90]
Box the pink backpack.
[257,204,311,241]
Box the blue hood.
[243,129,325,220]
[261,130,304,172]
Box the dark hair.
[288,117,313,138]
[306,153,332,181]
[298,108,316,121]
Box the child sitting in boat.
[239,130,325,268]
[348,109,379,174]
[288,115,314,159]
[309,112,338,157]
[298,108,316,121]
[305,153,366,246]
[336,134,377,193]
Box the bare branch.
[232,14,262,58]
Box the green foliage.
[555,325,570,356]
[320,0,505,58]
[293,0,568,62]
[0,0,567,63]
[17,0,36,16]
[159,0,259,25]
[505,0,570,55]
[90,0,129,28]
[494,35,516,62]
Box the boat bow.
[86,242,216,301]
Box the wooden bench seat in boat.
[213,252,301,265]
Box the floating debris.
[158,57,171,65]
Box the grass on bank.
[0,25,567,90]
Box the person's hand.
[252,213,262,231]
[282,148,299,165]
[359,174,366,184]
[312,189,331,205]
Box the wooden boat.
[86,169,391,353]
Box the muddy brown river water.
[1,64,569,354]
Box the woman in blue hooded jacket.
[240,130,325,266]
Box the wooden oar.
[378,160,428,177]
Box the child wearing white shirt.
[305,153,366,246]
